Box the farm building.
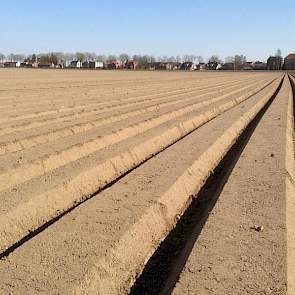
[38,63,54,69]
[81,61,103,69]
[4,61,20,68]
[283,53,295,70]
[20,62,33,68]
[251,61,267,70]
[69,60,82,68]
[206,61,219,70]
[221,63,234,70]
[105,60,123,70]
[82,61,90,68]
[198,63,206,70]
[89,61,104,69]
[242,65,253,71]
[165,62,181,70]
[124,60,138,70]
[267,56,283,70]
[148,62,166,70]
[180,62,194,70]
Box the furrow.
[73,75,283,295]
[0,78,271,155]
[287,74,295,295]
[0,76,282,256]
[0,77,259,129]
[0,77,249,113]
[0,78,277,191]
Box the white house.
[94,61,104,68]
[69,60,82,68]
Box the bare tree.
[84,52,97,61]
[175,55,182,63]
[146,55,156,63]
[49,53,59,65]
[197,56,204,63]
[168,56,176,62]
[107,55,117,61]
[12,54,25,61]
[159,56,169,62]
[7,53,17,61]
[51,52,65,63]
[208,55,222,63]
[0,53,6,61]
[64,52,75,62]
[75,52,86,62]
[183,55,196,62]
[31,54,37,62]
[96,55,107,62]
[225,56,235,63]
[233,55,247,70]
[275,49,282,57]
[118,53,130,63]
[132,55,156,69]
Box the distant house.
[81,61,104,69]
[164,62,181,70]
[21,60,38,68]
[206,61,218,70]
[56,63,64,69]
[172,62,182,70]
[105,60,123,70]
[252,61,267,71]
[69,60,82,68]
[105,61,117,70]
[82,61,90,68]
[148,62,166,70]
[124,60,138,70]
[180,62,194,70]
[4,61,18,68]
[105,61,119,70]
[193,64,200,70]
[20,62,33,68]
[221,63,234,70]
[199,63,206,70]
[242,65,253,71]
[267,56,283,70]
[216,63,223,70]
[89,61,104,69]
[38,62,55,69]
[284,53,295,70]
[147,62,181,70]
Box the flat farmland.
[0,69,294,294]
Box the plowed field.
[0,69,293,295]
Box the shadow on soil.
[129,76,284,295]
[288,73,295,116]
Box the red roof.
[285,53,295,60]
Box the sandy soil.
[0,69,291,294]
[173,76,291,295]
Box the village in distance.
[1,49,295,71]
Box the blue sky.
[1,0,294,61]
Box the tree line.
[0,51,249,66]
[1,50,283,71]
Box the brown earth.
[173,75,291,295]
[0,69,292,294]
